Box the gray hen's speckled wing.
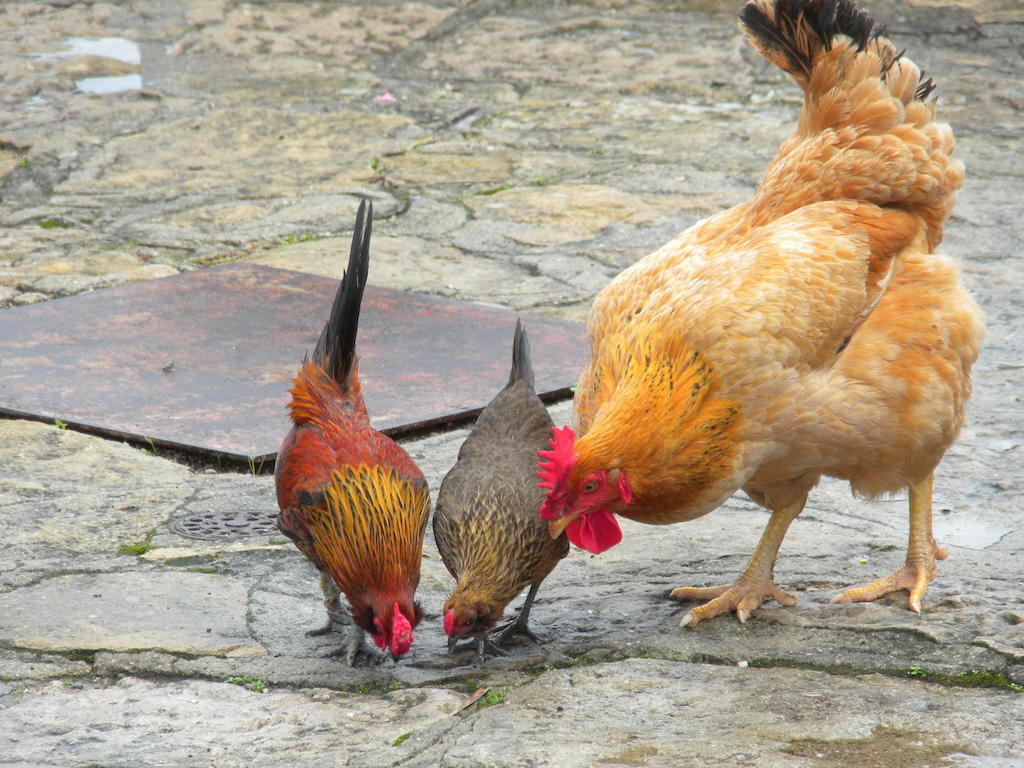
[433,321,569,594]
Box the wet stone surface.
[0,0,1023,766]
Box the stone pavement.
[1,1,1022,766]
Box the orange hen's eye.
[582,480,598,493]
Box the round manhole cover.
[171,509,280,540]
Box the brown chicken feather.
[276,201,430,664]
[538,0,983,626]
[434,320,569,656]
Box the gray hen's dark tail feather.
[508,318,535,391]
[313,200,372,387]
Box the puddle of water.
[75,74,143,95]
[33,37,143,94]
[933,516,1013,550]
[947,755,1024,768]
[55,37,141,65]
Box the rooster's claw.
[307,608,352,638]
[319,626,386,666]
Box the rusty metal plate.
[0,263,588,462]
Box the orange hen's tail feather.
[743,0,961,248]
[741,0,881,88]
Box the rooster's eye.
[582,480,598,493]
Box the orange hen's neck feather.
[575,325,744,523]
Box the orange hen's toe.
[832,539,947,613]
[834,475,948,613]
[672,498,804,627]
[672,579,797,627]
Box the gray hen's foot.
[490,583,544,648]
[490,614,542,647]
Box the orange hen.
[537,0,983,627]
[276,201,430,663]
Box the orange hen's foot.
[671,496,806,628]
[832,473,946,614]
[832,538,947,613]
[671,579,797,627]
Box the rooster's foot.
[671,579,796,628]
[306,608,351,637]
[832,540,947,613]
[309,604,385,665]
[320,626,386,666]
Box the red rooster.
[275,201,431,664]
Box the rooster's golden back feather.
[278,465,430,603]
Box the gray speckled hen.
[434,320,569,656]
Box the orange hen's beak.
[548,508,582,539]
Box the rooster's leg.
[832,473,947,613]
[671,497,804,627]
[339,626,387,667]
[322,619,387,666]
[307,573,385,665]
[306,573,349,636]
[491,583,543,647]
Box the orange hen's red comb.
[537,425,575,519]
[536,425,575,490]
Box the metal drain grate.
[171,509,280,540]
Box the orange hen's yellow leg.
[833,473,947,613]
[671,497,805,628]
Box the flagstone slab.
[0,571,264,658]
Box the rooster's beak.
[548,510,581,539]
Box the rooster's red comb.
[391,602,413,657]
[536,425,576,492]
